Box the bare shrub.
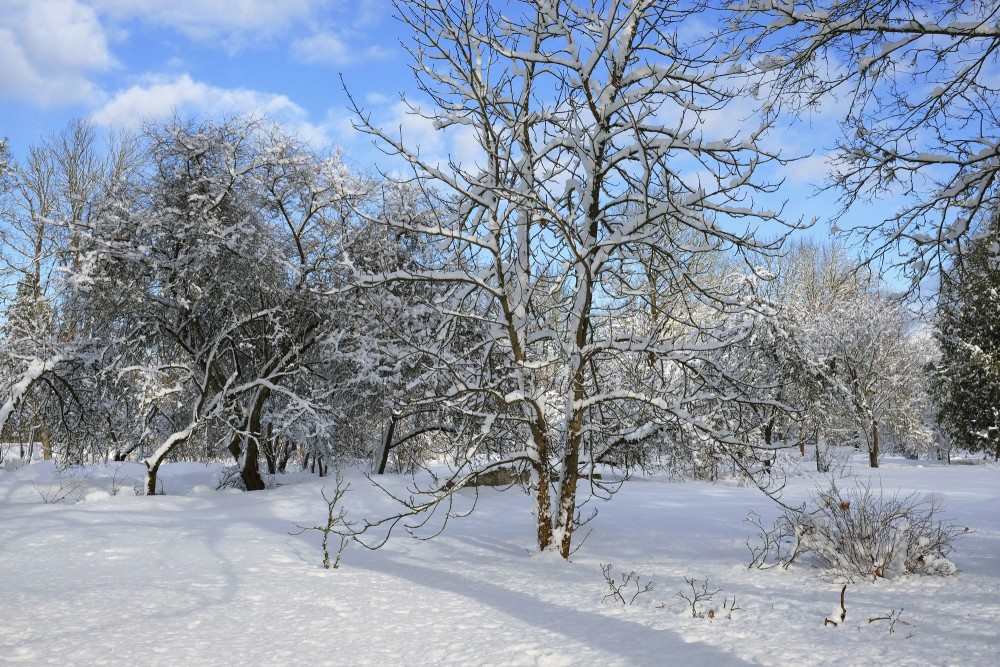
[32,466,89,503]
[748,480,967,582]
[3,456,29,473]
[109,463,133,496]
[600,564,654,606]
[291,474,354,569]
[216,465,272,491]
[677,577,722,618]
[868,608,913,636]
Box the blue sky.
[0,0,889,245]
[1,0,408,164]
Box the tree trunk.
[533,429,553,552]
[145,459,161,495]
[276,438,292,473]
[535,470,552,551]
[226,391,269,491]
[241,435,266,490]
[869,420,879,468]
[262,423,276,475]
[143,426,195,495]
[815,429,825,473]
[375,414,398,475]
[556,435,581,559]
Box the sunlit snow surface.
[1,457,998,666]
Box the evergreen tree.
[934,217,1000,458]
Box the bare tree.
[732,0,1000,287]
[348,0,802,557]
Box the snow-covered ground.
[1,456,997,666]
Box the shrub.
[748,480,967,582]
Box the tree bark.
[556,433,581,559]
[375,414,397,475]
[261,422,276,475]
[276,438,292,474]
[815,429,825,473]
[869,420,880,468]
[225,390,270,491]
[145,459,161,495]
[241,435,265,490]
[533,428,552,552]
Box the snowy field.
[1,456,998,666]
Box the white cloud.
[0,0,113,105]
[292,31,352,64]
[783,153,835,186]
[359,99,486,174]
[383,100,444,156]
[91,74,306,128]
[290,30,392,67]
[90,73,358,153]
[365,92,391,105]
[451,124,486,172]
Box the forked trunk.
[145,459,161,495]
[228,389,270,491]
[240,436,266,491]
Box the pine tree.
[933,217,1000,459]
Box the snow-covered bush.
[748,480,966,582]
[2,455,29,473]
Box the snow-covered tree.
[812,292,933,466]
[0,122,142,461]
[732,0,1000,285]
[73,117,374,493]
[933,214,1000,458]
[771,241,934,468]
[0,138,12,218]
[348,0,802,558]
